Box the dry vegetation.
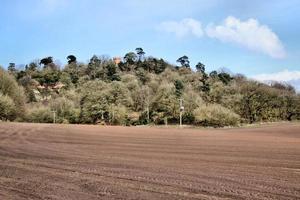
[1,49,300,127]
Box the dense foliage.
[1,48,299,127]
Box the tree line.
[1,48,299,127]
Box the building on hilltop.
[113,57,122,65]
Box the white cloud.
[288,79,300,91]
[159,16,287,59]
[158,18,204,38]
[252,70,300,91]
[252,70,300,82]
[205,16,286,59]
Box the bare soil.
[0,122,299,199]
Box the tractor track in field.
[0,122,299,199]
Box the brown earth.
[0,122,299,200]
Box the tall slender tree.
[7,63,17,77]
[195,62,205,73]
[135,47,145,61]
[67,55,77,64]
[176,55,190,68]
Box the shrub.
[182,112,195,124]
[138,111,150,125]
[151,111,165,125]
[50,97,79,123]
[0,67,25,118]
[126,112,140,125]
[26,106,53,123]
[151,82,178,120]
[0,94,17,121]
[193,104,240,127]
[109,105,128,125]
[79,81,133,124]
[67,108,80,124]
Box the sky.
[1,0,300,89]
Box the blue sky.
[1,0,300,88]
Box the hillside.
[1,48,300,126]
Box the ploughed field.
[0,123,299,200]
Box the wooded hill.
[1,48,299,127]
